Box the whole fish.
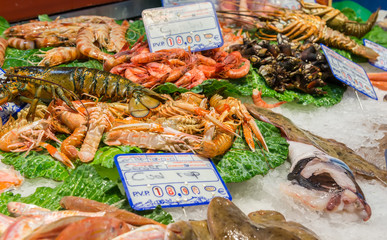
[246,104,387,186]
[7,202,51,217]
[282,141,372,221]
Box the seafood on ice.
[282,141,372,221]
[0,197,319,239]
[0,167,24,194]
[166,196,320,239]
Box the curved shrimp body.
[38,47,86,67]
[76,27,114,62]
[0,37,8,67]
[252,89,286,108]
[5,67,166,118]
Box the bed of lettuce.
[0,3,385,219]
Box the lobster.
[298,0,379,38]
[0,67,166,121]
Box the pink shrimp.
[252,89,287,108]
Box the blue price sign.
[364,39,387,72]
[321,44,378,100]
[115,153,231,210]
[142,2,223,52]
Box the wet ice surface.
[167,87,387,240]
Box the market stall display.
[0,0,386,239]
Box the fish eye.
[232,114,238,119]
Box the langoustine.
[282,141,372,221]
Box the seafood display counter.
[0,0,386,239]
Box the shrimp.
[252,89,287,108]
[0,37,7,66]
[93,23,111,49]
[76,27,114,62]
[106,20,130,52]
[38,47,86,67]
[174,68,206,89]
[7,37,35,50]
[131,48,188,64]
[222,58,251,79]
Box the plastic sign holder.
[115,153,231,211]
[142,2,223,52]
[363,39,387,72]
[0,67,26,125]
[321,44,378,100]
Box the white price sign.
[321,44,378,100]
[142,2,223,52]
[364,39,387,71]
[115,153,231,210]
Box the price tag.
[363,39,387,71]
[321,44,378,100]
[0,67,5,79]
[142,2,223,52]
[115,153,231,210]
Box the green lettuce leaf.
[92,145,143,168]
[0,165,121,215]
[38,14,53,22]
[126,20,146,46]
[0,16,10,37]
[2,48,45,69]
[0,150,70,181]
[215,120,288,183]
[0,165,174,224]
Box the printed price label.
[364,39,387,71]
[321,44,378,100]
[142,2,223,52]
[115,153,231,210]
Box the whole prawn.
[76,27,114,62]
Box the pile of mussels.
[232,34,338,95]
